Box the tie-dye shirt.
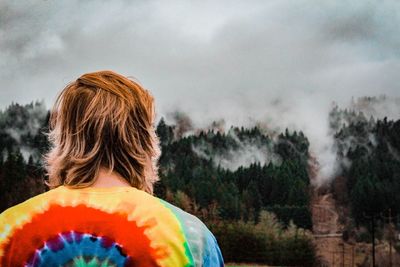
[0,186,224,267]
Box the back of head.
[44,70,160,193]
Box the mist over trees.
[0,102,49,211]
[0,101,317,264]
[155,118,312,228]
[330,105,400,229]
[1,98,399,265]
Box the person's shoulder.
[157,199,224,266]
[0,187,62,248]
[158,198,204,227]
[0,187,60,219]
[131,191,208,233]
[122,191,225,265]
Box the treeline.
[0,102,48,211]
[330,105,400,230]
[154,118,316,264]
[209,211,316,266]
[0,102,316,265]
[155,118,312,229]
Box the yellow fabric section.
[0,186,190,267]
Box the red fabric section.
[1,204,163,267]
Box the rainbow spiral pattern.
[0,186,223,267]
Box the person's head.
[44,70,161,194]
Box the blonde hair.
[44,70,160,194]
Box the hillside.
[1,99,399,266]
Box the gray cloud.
[1,0,399,182]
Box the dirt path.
[312,191,346,266]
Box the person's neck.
[90,167,132,188]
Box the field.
[226,264,272,267]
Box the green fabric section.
[159,199,195,267]
[72,256,115,267]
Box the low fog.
[1,0,400,184]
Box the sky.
[1,0,400,183]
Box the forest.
[330,104,400,239]
[0,99,399,265]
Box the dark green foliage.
[156,117,174,145]
[0,103,315,265]
[212,221,269,262]
[347,119,400,226]
[275,128,309,165]
[218,182,241,220]
[158,120,312,228]
[209,212,317,266]
[3,149,26,183]
[331,104,400,230]
[0,101,50,169]
[0,148,46,211]
[267,205,312,229]
[0,102,48,212]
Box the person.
[0,70,224,267]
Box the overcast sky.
[1,0,400,182]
